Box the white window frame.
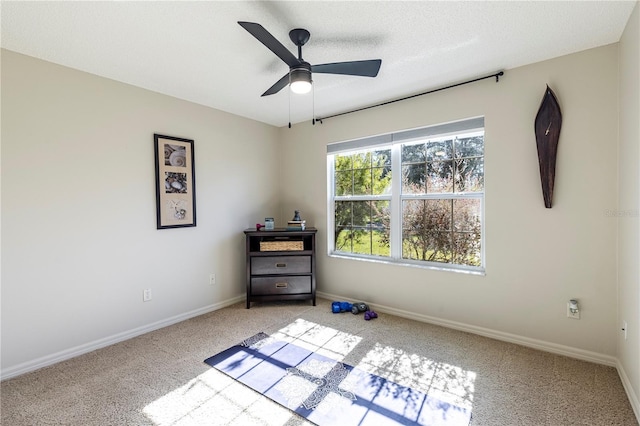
[327,117,485,275]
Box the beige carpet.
[1,298,637,425]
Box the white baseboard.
[317,291,617,366]
[0,294,245,381]
[617,359,640,422]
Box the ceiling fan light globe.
[289,66,312,94]
[290,80,312,94]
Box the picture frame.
[153,134,196,229]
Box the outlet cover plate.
[567,303,580,319]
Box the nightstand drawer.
[251,256,311,275]
[251,276,311,296]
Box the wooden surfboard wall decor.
[534,85,562,208]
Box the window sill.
[328,252,486,276]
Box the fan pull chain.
[312,84,316,125]
[288,86,292,129]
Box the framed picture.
[153,134,196,229]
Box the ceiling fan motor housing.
[289,61,312,94]
[290,61,312,82]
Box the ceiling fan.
[238,21,382,97]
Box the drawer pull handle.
[275,282,288,288]
[275,263,287,268]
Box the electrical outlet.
[209,273,216,286]
[567,302,580,319]
[143,289,152,302]
[623,321,627,340]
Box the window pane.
[455,135,483,158]
[335,201,352,228]
[335,228,353,252]
[371,200,390,256]
[427,199,452,230]
[352,201,370,226]
[426,139,453,161]
[402,200,453,263]
[402,232,425,260]
[372,149,392,195]
[372,230,390,256]
[402,164,426,194]
[454,157,484,192]
[453,232,481,266]
[353,168,372,195]
[401,231,452,263]
[335,154,353,172]
[402,200,428,260]
[351,229,372,255]
[373,149,391,167]
[371,200,390,228]
[429,231,453,263]
[402,143,425,163]
[427,161,454,193]
[403,199,452,234]
[335,198,391,257]
[402,199,425,232]
[352,152,371,169]
[372,167,392,195]
[335,171,353,196]
[453,199,481,232]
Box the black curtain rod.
[313,70,504,124]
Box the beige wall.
[618,1,640,415]
[1,50,281,375]
[280,44,620,361]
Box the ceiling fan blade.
[261,73,290,97]
[311,59,382,77]
[238,21,299,68]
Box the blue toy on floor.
[331,301,353,313]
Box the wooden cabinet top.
[244,228,317,236]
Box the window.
[327,117,484,273]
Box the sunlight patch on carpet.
[205,323,473,425]
[142,369,295,425]
[356,342,476,410]
[143,318,475,425]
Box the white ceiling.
[1,1,636,128]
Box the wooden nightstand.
[244,228,317,309]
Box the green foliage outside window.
[334,150,391,257]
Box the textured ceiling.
[1,1,636,127]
